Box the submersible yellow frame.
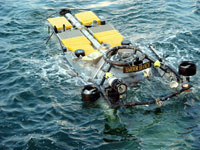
[46,8,196,107]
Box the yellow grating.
[75,11,101,26]
[93,30,123,47]
[61,36,97,55]
[47,17,72,30]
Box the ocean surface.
[1,0,200,149]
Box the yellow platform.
[93,30,123,47]
[47,17,72,30]
[61,36,97,56]
[75,11,101,26]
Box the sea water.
[0,0,200,149]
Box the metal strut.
[149,45,163,62]
[112,86,192,107]
[46,31,54,44]
[100,64,113,85]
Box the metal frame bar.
[92,81,191,108]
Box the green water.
[0,0,200,149]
